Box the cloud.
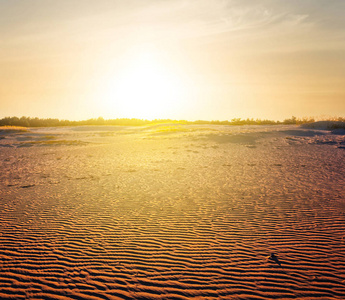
[105,0,314,48]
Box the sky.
[1,0,345,121]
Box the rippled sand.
[1,124,345,299]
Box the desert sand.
[1,124,345,299]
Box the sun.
[101,48,189,120]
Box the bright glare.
[102,49,190,120]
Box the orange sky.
[1,0,345,121]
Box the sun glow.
[101,48,190,120]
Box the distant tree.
[283,116,297,125]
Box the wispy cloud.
[121,0,313,43]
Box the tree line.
[0,116,319,127]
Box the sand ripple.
[1,125,345,299]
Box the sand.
[1,124,345,299]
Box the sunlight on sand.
[0,123,345,299]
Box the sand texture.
[1,124,345,299]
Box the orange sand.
[1,124,345,299]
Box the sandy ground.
[0,124,345,299]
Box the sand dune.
[1,124,345,299]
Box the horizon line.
[1,115,345,128]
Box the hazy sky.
[1,0,345,120]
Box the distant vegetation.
[0,116,344,128]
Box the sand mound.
[301,121,345,131]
